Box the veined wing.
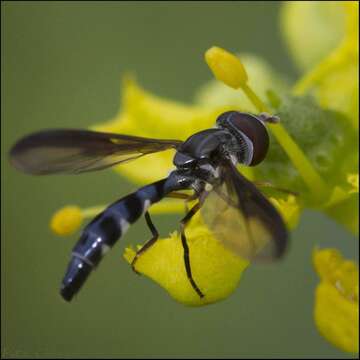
[10,129,182,175]
[200,160,288,261]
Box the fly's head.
[216,111,277,166]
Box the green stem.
[242,84,268,112]
[82,205,107,218]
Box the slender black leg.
[131,191,196,273]
[131,211,159,274]
[180,200,205,298]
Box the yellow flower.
[50,60,304,306]
[48,5,357,347]
[313,248,359,353]
[50,44,353,306]
[198,6,358,235]
[282,4,358,352]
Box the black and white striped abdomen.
[60,179,168,302]
[72,191,154,265]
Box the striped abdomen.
[60,178,169,302]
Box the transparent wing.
[200,161,288,261]
[10,129,182,175]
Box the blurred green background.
[2,2,358,358]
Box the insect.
[10,111,289,302]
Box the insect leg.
[131,211,159,274]
[131,191,197,273]
[253,181,299,196]
[180,197,206,299]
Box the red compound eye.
[216,111,270,166]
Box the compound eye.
[217,111,270,166]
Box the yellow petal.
[313,248,358,301]
[92,77,221,185]
[314,55,358,129]
[123,213,249,306]
[290,2,359,128]
[313,248,359,353]
[281,1,346,71]
[315,282,358,354]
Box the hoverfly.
[10,111,289,302]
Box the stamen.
[50,206,84,236]
[50,205,106,236]
[204,46,248,89]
